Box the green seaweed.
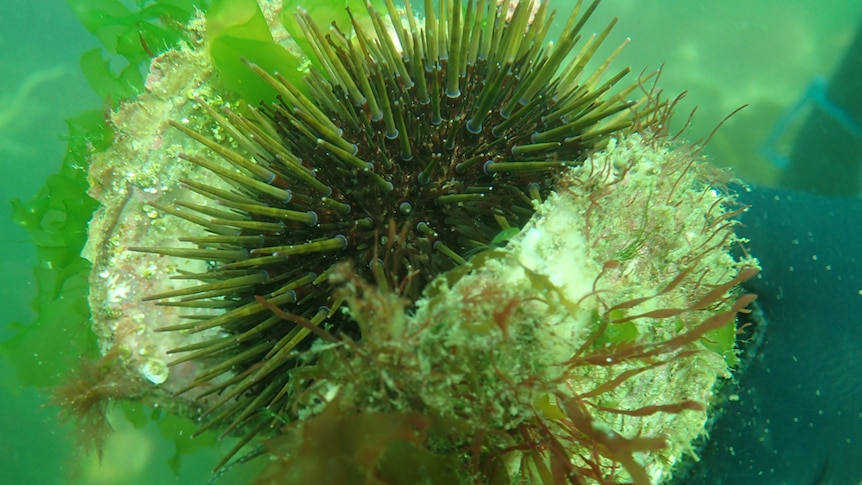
[79,48,145,101]
[205,0,390,112]
[593,320,640,348]
[118,401,260,480]
[703,315,740,367]
[490,226,521,246]
[68,0,203,62]
[68,0,205,105]
[208,0,305,103]
[279,0,376,71]
[3,110,109,391]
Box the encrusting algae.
[275,134,758,484]
[50,0,760,483]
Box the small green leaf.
[67,0,133,53]
[209,35,304,103]
[593,321,639,347]
[79,48,144,101]
[208,0,305,102]
[490,227,521,246]
[702,317,739,367]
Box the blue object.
[761,76,862,168]
[678,185,862,485]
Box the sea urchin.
[122,0,644,448]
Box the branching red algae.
[50,350,146,461]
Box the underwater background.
[1,0,860,483]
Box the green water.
[1,0,859,483]
[1,1,96,481]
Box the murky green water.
[1,1,859,483]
